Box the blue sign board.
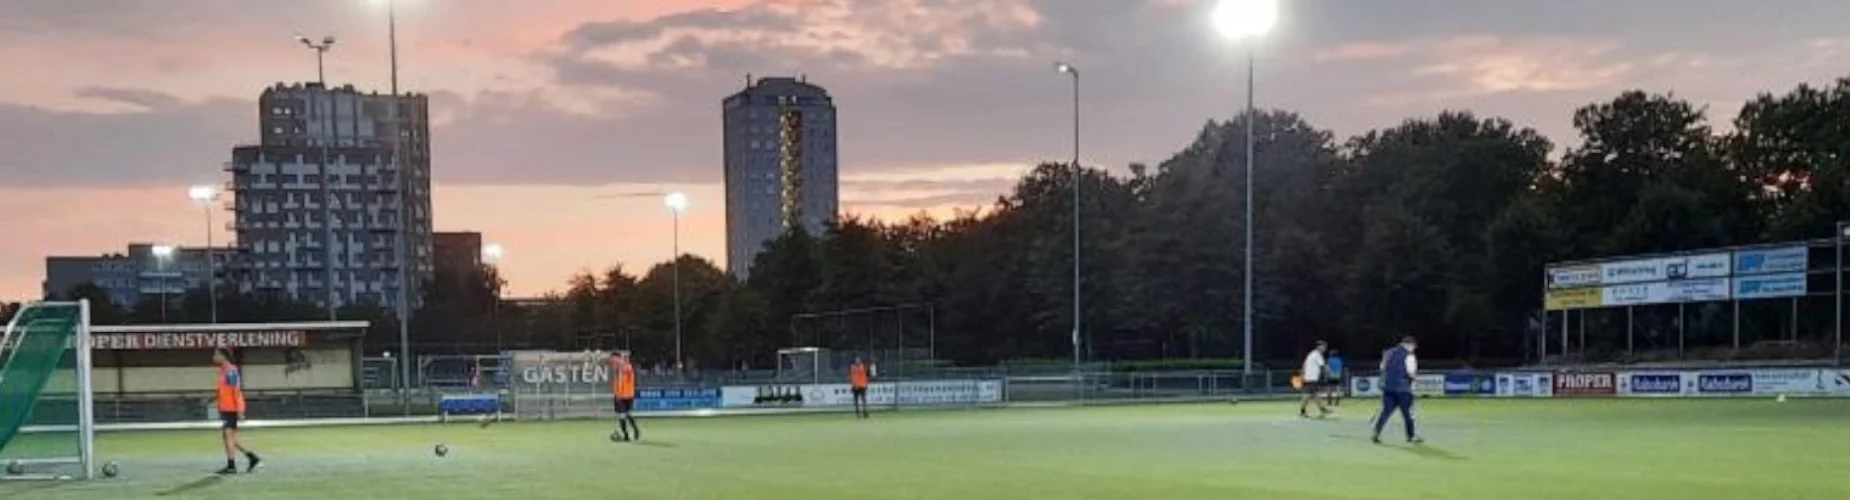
[636,387,722,411]
[1734,273,1807,299]
[1734,247,1807,275]
[1629,373,1682,394]
[1443,373,1496,396]
[1697,373,1752,394]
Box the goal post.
[0,300,95,481]
[787,303,936,380]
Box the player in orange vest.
[609,352,641,442]
[214,346,261,474]
[849,357,871,419]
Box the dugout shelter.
[84,321,370,423]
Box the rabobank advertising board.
[1621,373,1686,396]
[1696,372,1753,395]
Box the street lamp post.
[483,243,505,353]
[664,192,689,365]
[295,35,339,321]
[188,185,220,323]
[151,245,176,323]
[1212,0,1278,382]
[1053,62,1082,371]
[362,0,415,410]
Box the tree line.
[8,77,1848,369]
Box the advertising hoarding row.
[1600,278,1731,306]
[1351,368,1850,399]
[1596,253,1730,286]
[1543,244,1815,309]
[718,380,1004,409]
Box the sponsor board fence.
[1351,367,1846,399]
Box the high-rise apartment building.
[224,82,433,310]
[722,76,839,277]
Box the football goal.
[0,300,96,481]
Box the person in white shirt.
[1299,341,1331,418]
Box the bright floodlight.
[151,245,176,258]
[482,243,505,264]
[1054,61,1075,75]
[188,185,216,203]
[664,192,688,212]
[1212,0,1279,39]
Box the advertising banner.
[1443,373,1496,396]
[1669,253,1731,279]
[1350,376,1382,397]
[1547,266,1601,289]
[1494,373,1552,397]
[1621,373,1686,396]
[1553,372,1616,397]
[508,351,611,393]
[1602,283,1661,306]
[1695,372,1753,395]
[1545,288,1603,310]
[1600,258,1674,285]
[1413,374,1446,396]
[1734,246,1808,275]
[1734,273,1807,300]
[634,387,722,412]
[94,331,308,350]
[1666,277,1730,302]
[1749,369,1823,395]
[1827,370,1850,395]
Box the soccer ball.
[4,461,21,475]
[434,444,449,457]
[102,462,119,478]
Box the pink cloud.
[1313,41,1412,63]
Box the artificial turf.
[1,398,1847,499]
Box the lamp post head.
[1054,62,1076,75]
[323,36,337,46]
[664,192,689,212]
[151,245,176,259]
[1212,0,1279,40]
[482,243,505,264]
[188,185,217,203]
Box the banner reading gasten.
[94,331,307,350]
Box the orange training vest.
[850,363,869,388]
[217,364,246,413]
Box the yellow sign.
[1545,288,1602,310]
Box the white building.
[225,82,433,310]
[722,76,839,277]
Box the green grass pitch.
[3,399,1848,499]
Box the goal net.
[787,304,935,381]
[776,347,832,384]
[0,301,95,481]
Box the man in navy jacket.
[1372,336,1423,444]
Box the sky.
[3,0,1850,300]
